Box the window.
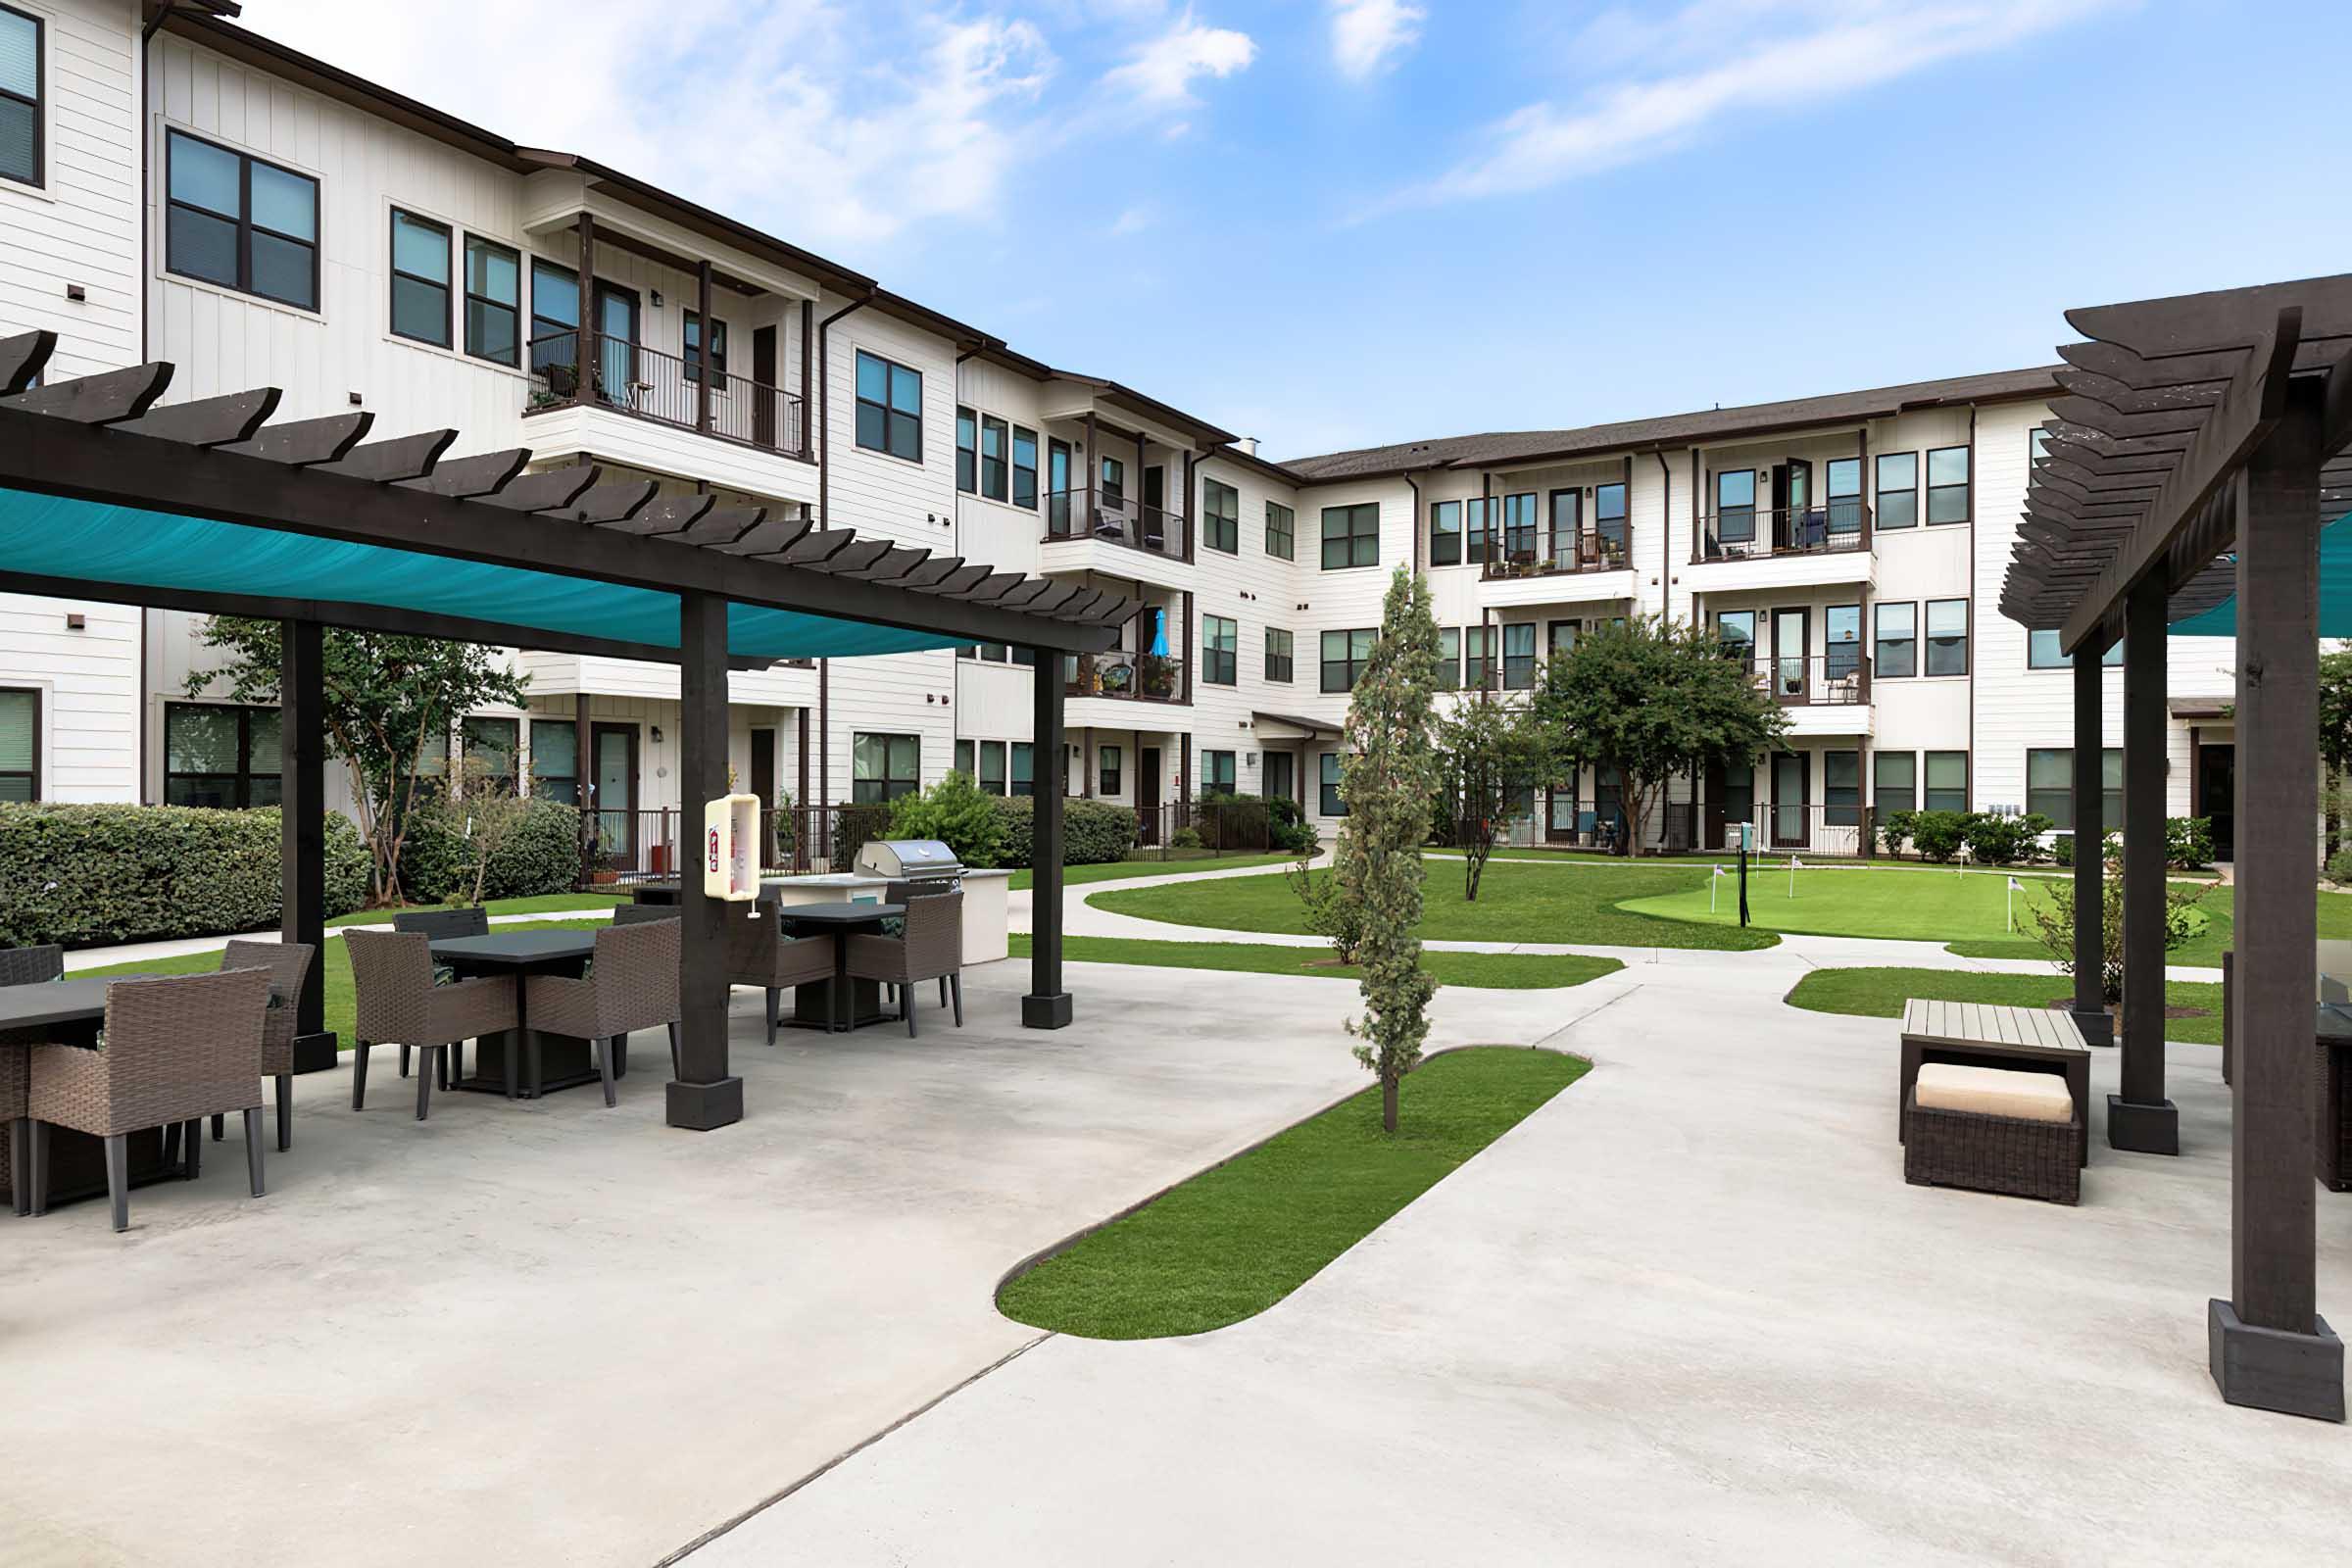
[461,716,519,788]
[975,415,1007,502]
[1264,627,1294,684]
[1011,742,1034,798]
[1548,489,1582,563]
[1875,453,1917,530]
[1201,614,1237,685]
[1925,598,1969,676]
[1927,445,1970,525]
[1319,752,1347,816]
[1714,469,1755,543]
[167,130,319,311]
[1436,627,1461,691]
[959,642,1010,662]
[164,703,280,808]
[1463,497,1493,562]
[1825,751,1860,828]
[1099,744,1123,796]
[1826,605,1863,680]
[530,720,577,804]
[2028,628,2125,669]
[1874,602,1916,678]
[1924,751,1968,813]
[1826,458,1863,535]
[1,4,42,187]
[1265,501,1295,560]
[1595,482,1628,553]
[1203,478,1240,555]
[956,407,977,493]
[0,687,35,800]
[529,260,577,374]
[1321,628,1375,693]
[385,210,451,347]
[1321,503,1379,569]
[1202,750,1237,795]
[976,741,1007,796]
[1464,624,1494,690]
[852,732,919,803]
[1428,499,1462,566]
[2027,748,2124,832]
[683,311,727,382]
[1502,623,1538,691]
[1718,610,1756,660]
[1548,619,1580,659]
[954,739,973,777]
[457,236,521,367]
[1874,751,1915,816]
[1502,493,1539,561]
[1100,455,1126,506]
[1012,426,1039,510]
[854,351,922,462]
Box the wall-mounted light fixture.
[651,290,665,309]
[65,612,85,630]
[650,725,665,743]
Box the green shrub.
[0,804,367,948]
[885,770,1005,869]
[1963,811,2053,866]
[1879,808,1917,858]
[2167,815,2214,869]
[400,796,582,904]
[2328,848,2352,887]
[992,795,1138,867]
[1265,796,1318,854]
[2054,831,2075,868]
[1907,809,1971,863]
[1170,826,1204,850]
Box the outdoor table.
[629,881,680,906]
[775,902,905,1033]
[1898,999,2092,1168]
[428,931,612,1099]
[0,973,184,1210]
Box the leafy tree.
[423,759,535,907]
[885,769,1005,868]
[186,620,528,906]
[2031,841,2209,1009]
[1532,615,1787,858]
[1435,689,1557,901]
[1337,567,1444,1132]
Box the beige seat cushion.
[1914,1062,2075,1123]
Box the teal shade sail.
[0,487,964,660]
[2170,510,2352,639]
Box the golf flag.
[2007,875,2024,932]
[1788,855,1803,898]
[1711,863,1726,910]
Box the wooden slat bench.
[1900,999,2092,1169]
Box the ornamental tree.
[1435,689,1558,902]
[1337,566,1445,1132]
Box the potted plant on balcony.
[1139,655,1177,700]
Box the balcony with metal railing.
[526,330,808,459]
[1044,488,1190,563]
[1480,526,1632,581]
[1695,500,1872,563]
[1742,651,1872,707]
[1063,648,1190,704]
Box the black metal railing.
[581,806,857,886]
[527,330,806,456]
[1695,501,1872,563]
[1045,488,1189,560]
[1065,649,1189,703]
[1734,652,1873,706]
[1480,530,1630,580]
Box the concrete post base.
[2209,1298,2345,1422]
[665,1076,744,1131]
[289,1032,339,1074]
[2070,1006,2114,1049]
[1021,992,1074,1030]
[2107,1095,2180,1154]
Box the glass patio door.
[1771,753,1808,847]
[594,282,638,406]
[590,722,638,865]
[1774,609,1809,701]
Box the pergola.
[2002,275,2352,1421]
[0,329,1127,1130]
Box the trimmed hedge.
[0,804,368,948]
[992,796,1138,867]
[400,797,583,904]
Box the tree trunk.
[1382,1078,1398,1133]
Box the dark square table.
[0,973,187,1210]
[429,931,613,1098]
[775,902,904,1033]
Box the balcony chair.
[722,904,834,1047]
[844,889,964,1038]
[392,906,491,1083]
[345,929,519,1122]
[521,918,682,1107]
[24,968,273,1232]
[206,940,318,1152]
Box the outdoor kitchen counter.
[760,869,1011,964]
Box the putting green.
[1620,863,2133,944]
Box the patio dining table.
[428,931,614,1099]
[0,972,183,1210]
[775,902,905,1033]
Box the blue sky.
[247,0,2352,461]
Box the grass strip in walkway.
[1014,933,1622,988]
[1006,853,1298,892]
[998,1047,1589,1340]
[325,892,623,927]
[1786,965,2224,1045]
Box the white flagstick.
[1711,864,1724,912]
[1788,855,1800,899]
[2008,875,2023,933]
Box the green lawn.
[325,892,623,928]
[1091,858,1781,950]
[76,916,614,1052]
[1011,933,1622,989]
[1785,965,2225,1045]
[1006,853,1298,892]
[1944,884,2352,967]
[998,1047,1589,1339]
[1619,863,2102,945]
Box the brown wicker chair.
[345,928,519,1121]
[203,940,318,1152]
[2,943,65,1217]
[392,906,491,1082]
[24,968,273,1232]
[521,918,681,1106]
[612,904,677,927]
[724,905,834,1046]
[845,889,963,1038]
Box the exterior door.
[593,282,639,406]
[1771,752,1808,848]
[2198,743,2235,862]
[1137,746,1162,845]
[751,728,777,863]
[752,324,778,448]
[1773,608,1809,702]
[1546,780,1580,843]
[1048,439,1073,533]
[1262,751,1295,805]
[590,722,638,867]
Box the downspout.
[1405,471,1422,574]
[137,3,181,803]
[1965,405,1978,808]
[812,291,874,824]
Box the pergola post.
[2070,638,2112,1048]
[2110,573,2177,1153]
[2209,378,2342,1420]
[667,590,744,1129]
[1023,641,1073,1029]
[277,618,333,1072]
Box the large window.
[956,407,977,493]
[1011,742,1034,799]
[389,209,452,347]
[852,732,920,803]
[980,415,1008,502]
[1099,744,1123,796]
[1927,445,1971,525]
[1925,598,1970,676]
[1203,478,1240,555]
[1,4,42,188]
[165,703,280,808]
[461,716,519,788]
[1875,452,1918,530]
[1464,497,1494,562]
[1464,624,1494,690]
[530,720,577,804]
[1924,751,1968,813]
[683,312,727,381]
[1873,751,1915,815]
[1502,623,1538,691]
[854,351,922,462]
[1321,628,1375,693]
[166,130,319,311]
[1265,500,1295,561]
[1320,503,1379,569]
[463,236,520,367]
[1201,750,1237,795]
[1825,751,1860,828]
[1826,458,1863,535]
[529,261,577,373]
[1874,602,1917,678]
[1548,619,1580,659]
[1718,610,1756,661]
[1714,469,1756,543]
[2028,628,2125,669]
[2027,748,2123,832]
[1827,605,1862,680]
[1436,627,1460,691]
[1502,493,1539,561]
[1264,627,1294,684]
[1428,499,1461,566]
[1595,482,1628,554]
[0,687,35,800]
[1548,489,1581,562]
[1201,613,1237,685]
[1012,426,1039,510]
[1319,752,1347,816]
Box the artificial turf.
[996,1046,1589,1339]
[1617,863,2106,945]
[1012,932,1622,989]
[1784,965,2225,1045]
[1941,883,2352,967]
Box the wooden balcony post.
[278,618,333,1072]
[2070,640,2111,1047]
[695,259,713,438]
[573,213,595,407]
[669,589,743,1129]
[1023,642,1073,1029]
[2111,571,2175,1153]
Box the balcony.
[1695,502,1871,564]
[526,330,808,458]
[1064,649,1189,704]
[1046,489,1189,563]
[1480,529,1631,581]
[1743,652,1872,707]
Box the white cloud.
[1393,0,2116,208]
[1103,14,1257,107]
[1330,0,1424,80]
[1108,205,1156,236]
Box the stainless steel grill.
[854,839,964,888]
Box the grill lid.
[854,838,963,879]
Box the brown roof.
[1280,366,2063,483]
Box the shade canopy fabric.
[2169,510,2352,638]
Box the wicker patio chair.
[723,904,833,1046]
[520,918,681,1107]
[204,940,317,1153]
[845,889,964,1038]
[391,906,491,1082]
[345,928,518,1121]
[1,943,64,1216]
[24,968,273,1232]
[612,903,678,927]
[0,942,63,989]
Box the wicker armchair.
[0,943,63,989]
[346,928,518,1121]
[24,968,273,1232]
[392,906,491,1082]
[522,918,681,1107]
[845,890,964,1038]
[206,940,318,1152]
[1,943,64,1216]
[612,903,679,927]
[723,905,834,1045]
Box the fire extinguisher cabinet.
[703,793,760,902]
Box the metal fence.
[527,329,806,454]
[582,806,882,885]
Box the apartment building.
[0,2,2238,864]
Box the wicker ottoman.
[1904,1063,2082,1205]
